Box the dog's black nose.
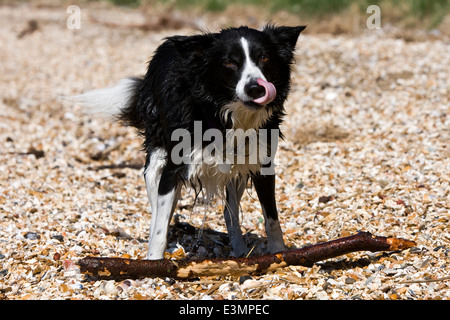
[244,81,265,100]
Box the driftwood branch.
[77,231,415,279]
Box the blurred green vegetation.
[105,0,450,29]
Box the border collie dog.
[77,25,306,260]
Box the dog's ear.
[170,34,215,61]
[263,25,306,61]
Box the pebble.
[24,232,40,240]
[104,281,119,296]
[240,279,260,290]
[345,277,356,284]
[51,235,64,242]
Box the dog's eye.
[259,54,269,64]
[223,59,237,68]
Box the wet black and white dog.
[76,25,306,260]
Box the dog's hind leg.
[144,149,181,260]
[252,173,286,253]
[223,175,248,257]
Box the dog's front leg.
[252,173,286,253]
[144,156,181,260]
[223,175,248,257]
[146,185,180,260]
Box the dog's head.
[172,25,306,126]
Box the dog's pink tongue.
[254,78,276,105]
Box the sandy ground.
[0,2,449,300]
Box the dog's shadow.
[315,252,394,274]
[165,219,268,260]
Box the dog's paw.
[266,240,287,254]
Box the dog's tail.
[71,77,145,131]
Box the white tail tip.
[69,77,140,118]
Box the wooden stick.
[77,231,416,279]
